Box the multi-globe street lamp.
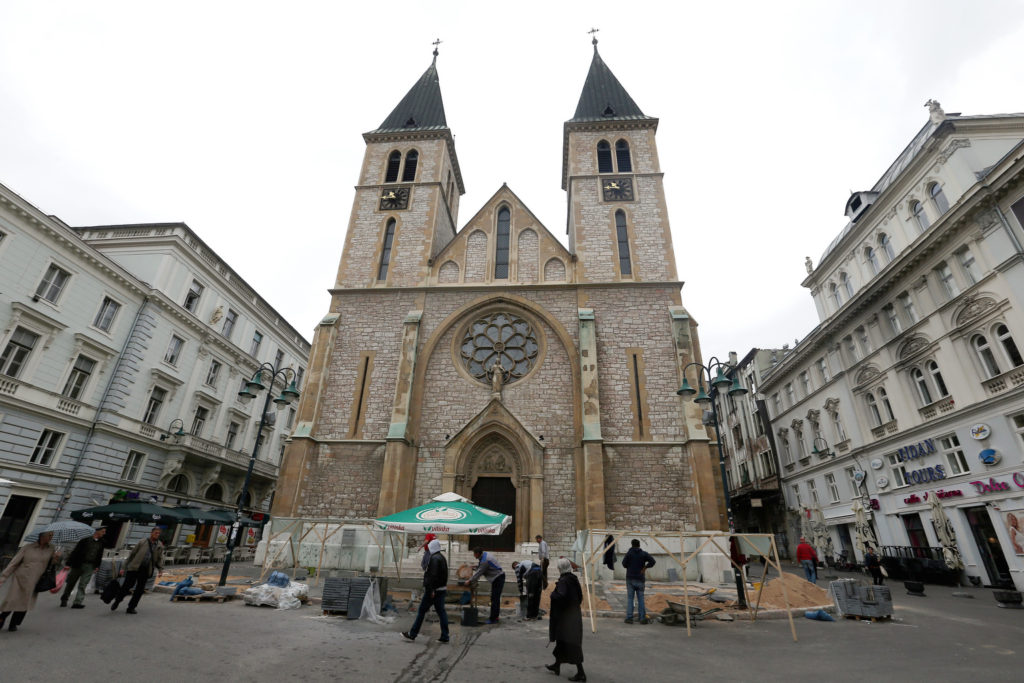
[218,363,300,586]
[676,357,749,608]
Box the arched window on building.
[927,360,949,397]
[878,387,895,422]
[615,210,632,276]
[865,392,882,427]
[830,283,842,309]
[401,150,418,182]
[996,324,1024,368]
[831,409,847,442]
[929,182,949,214]
[495,207,511,279]
[912,201,930,232]
[879,233,896,262]
[866,246,880,275]
[205,483,224,502]
[840,272,854,299]
[615,139,632,172]
[972,334,1001,378]
[378,219,396,281]
[597,140,613,173]
[911,367,933,405]
[167,474,189,494]
[385,150,402,183]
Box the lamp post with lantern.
[676,357,749,608]
[218,362,300,586]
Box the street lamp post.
[218,363,300,586]
[676,357,749,608]
[160,418,187,443]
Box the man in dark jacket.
[402,539,450,643]
[621,539,655,624]
[512,560,543,620]
[61,526,107,608]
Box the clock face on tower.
[602,177,634,202]
[379,187,410,210]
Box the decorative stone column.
[378,310,423,516]
[578,308,606,529]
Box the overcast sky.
[2,1,1023,364]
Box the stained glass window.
[460,312,539,384]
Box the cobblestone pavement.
[2,567,1022,682]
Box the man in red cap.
[420,534,437,570]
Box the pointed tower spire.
[368,48,449,134]
[570,42,650,123]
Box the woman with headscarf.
[0,531,60,632]
[547,557,585,681]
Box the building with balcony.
[761,102,1024,590]
[0,181,310,557]
[713,349,786,555]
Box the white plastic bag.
[359,579,396,624]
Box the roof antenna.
[432,38,442,60]
[588,27,599,50]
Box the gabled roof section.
[569,43,652,123]
[366,53,448,134]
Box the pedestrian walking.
[419,533,437,571]
[461,546,505,624]
[535,534,550,589]
[621,539,655,624]
[511,559,543,620]
[864,546,884,585]
[546,558,585,682]
[402,539,450,643]
[796,537,818,583]
[111,527,164,614]
[0,531,60,632]
[61,526,107,608]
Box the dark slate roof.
[367,55,448,134]
[570,45,652,123]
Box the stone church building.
[272,44,724,553]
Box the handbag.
[49,566,71,594]
[34,563,57,593]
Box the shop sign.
[969,477,1013,494]
[903,465,946,485]
[904,494,923,504]
[896,439,936,462]
[927,489,963,500]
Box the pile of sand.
[751,572,830,609]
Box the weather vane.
[432,38,442,56]
[588,27,599,46]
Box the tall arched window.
[840,272,854,298]
[912,201,930,232]
[995,324,1024,367]
[927,360,948,397]
[401,150,418,182]
[929,182,949,214]
[831,410,847,442]
[865,392,882,426]
[494,207,511,278]
[597,140,613,173]
[911,368,933,405]
[878,387,895,422]
[830,283,842,308]
[205,483,223,502]
[879,233,895,262]
[168,474,189,494]
[384,150,402,183]
[615,210,632,276]
[866,247,880,275]
[378,219,396,281]
[615,139,632,172]
[973,335,1001,377]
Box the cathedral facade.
[272,45,724,552]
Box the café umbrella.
[70,502,185,524]
[811,504,834,559]
[929,492,964,570]
[374,498,512,536]
[852,499,879,557]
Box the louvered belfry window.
[402,150,418,182]
[615,139,632,172]
[597,140,613,173]
[495,207,511,279]
[385,151,401,183]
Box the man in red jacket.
[796,537,818,583]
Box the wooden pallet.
[844,614,891,622]
[172,593,231,603]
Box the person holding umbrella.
[0,531,60,632]
[60,526,107,608]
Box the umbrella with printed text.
[373,496,512,536]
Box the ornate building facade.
[272,45,723,553]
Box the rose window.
[460,312,539,384]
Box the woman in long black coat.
[547,557,585,681]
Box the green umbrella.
[374,495,512,536]
[70,502,185,524]
[171,507,236,525]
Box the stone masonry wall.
[603,444,697,531]
[294,442,385,519]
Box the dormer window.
[850,196,862,212]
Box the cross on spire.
[432,38,442,57]
[588,27,599,47]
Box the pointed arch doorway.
[472,476,516,552]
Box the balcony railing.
[982,366,1024,396]
[871,419,898,439]
[919,396,955,421]
[0,377,98,422]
